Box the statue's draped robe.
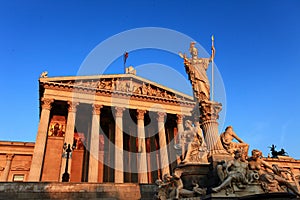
[186,57,210,101]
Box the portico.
[29,73,195,183]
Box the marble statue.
[220,126,249,157]
[179,42,215,101]
[175,120,208,164]
[155,170,206,199]
[248,149,300,196]
[40,71,48,78]
[212,149,249,193]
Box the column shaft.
[88,104,102,182]
[114,107,125,183]
[137,110,148,183]
[60,101,78,181]
[28,98,53,181]
[157,112,170,177]
[199,101,227,156]
[176,114,184,163]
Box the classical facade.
[8,72,198,184]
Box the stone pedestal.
[175,164,210,190]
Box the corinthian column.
[157,112,170,177]
[0,154,14,181]
[176,114,184,134]
[137,110,148,183]
[176,114,184,163]
[88,104,102,182]
[60,101,79,181]
[114,107,125,183]
[199,101,227,156]
[28,98,53,181]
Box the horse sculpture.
[269,144,288,158]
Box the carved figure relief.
[51,78,183,101]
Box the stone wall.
[0,182,156,200]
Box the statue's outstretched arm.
[232,131,244,143]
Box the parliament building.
[0,69,300,199]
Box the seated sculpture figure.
[220,126,249,157]
[212,149,249,193]
[248,149,300,196]
[175,120,207,164]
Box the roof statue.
[269,144,288,158]
[40,71,48,78]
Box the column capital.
[6,154,14,161]
[137,110,146,120]
[157,112,166,122]
[199,100,222,123]
[176,114,184,124]
[92,104,103,115]
[67,101,79,113]
[114,107,125,118]
[41,98,54,110]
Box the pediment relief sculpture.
[44,77,190,101]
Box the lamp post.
[62,140,76,182]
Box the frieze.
[41,77,194,105]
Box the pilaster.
[0,154,14,181]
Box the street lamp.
[62,140,76,182]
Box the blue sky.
[0,0,300,158]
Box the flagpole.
[123,52,126,73]
[211,35,214,101]
[123,52,128,73]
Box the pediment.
[40,74,195,103]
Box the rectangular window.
[13,174,24,182]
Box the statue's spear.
[211,35,215,101]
